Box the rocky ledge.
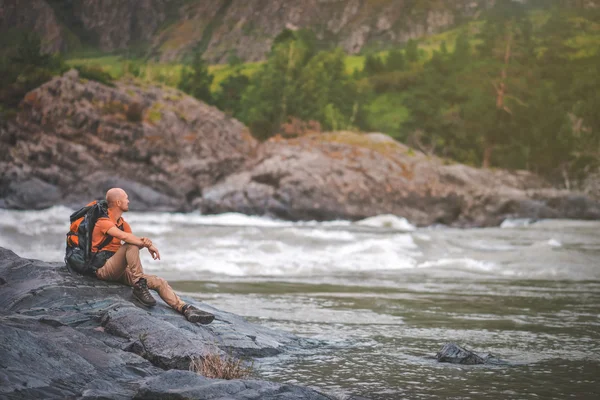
[1,70,599,227]
[0,247,362,399]
[201,132,600,227]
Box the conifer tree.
[179,52,214,104]
[386,50,406,71]
[405,39,420,63]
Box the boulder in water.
[436,342,505,365]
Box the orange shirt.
[91,209,132,252]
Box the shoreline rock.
[1,70,599,227]
[200,131,600,227]
[0,246,353,399]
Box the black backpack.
[65,200,118,275]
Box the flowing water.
[1,208,599,399]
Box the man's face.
[118,193,130,212]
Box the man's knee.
[146,275,168,290]
[124,243,140,252]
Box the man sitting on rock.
[92,187,213,324]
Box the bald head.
[106,188,127,208]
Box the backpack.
[64,200,119,275]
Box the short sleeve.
[95,218,116,235]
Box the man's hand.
[140,237,153,248]
[148,245,161,260]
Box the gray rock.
[0,70,256,212]
[1,177,62,210]
[201,132,600,227]
[0,246,341,399]
[436,342,505,365]
[133,370,331,400]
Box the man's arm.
[106,226,161,260]
[106,226,147,247]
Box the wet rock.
[0,246,339,399]
[134,369,331,400]
[436,342,505,365]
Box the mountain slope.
[1,0,494,62]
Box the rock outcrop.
[200,131,600,227]
[0,69,256,211]
[0,246,346,399]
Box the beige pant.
[95,244,185,312]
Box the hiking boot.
[182,304,214,325]
[133,278,156,307]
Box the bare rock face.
[155,0,492,63]
[0,69,256,211]
[200,132,600,227]
[76,0,168,52]
[0,0,64,53]
[1,0,493,62]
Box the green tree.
[214,72,250,117]
[296,48,358,130]
[386,50,406,71]
[473,0,531,167]
[451,31,471,68]
[240,30,315,139]
[405,39,420,63]
[0,31,65,114]
[178,52,214,104]
[362,54,385,76]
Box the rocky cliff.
[1,0,494,62]
[2,70,599,226]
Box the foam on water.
[0,206,72,235]
[146,232,420,277]
[1,208,598,280]
[416,258,496,273]
[355,214,416,231]
[547,239,562,247]
[281,228,356,242]
[127,211,289,227]
[128,211,355,229]
[500,218,535,228]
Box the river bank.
[0,246,370,399]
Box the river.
[1,207,599,399]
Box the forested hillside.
[203,1,600,185]
[1,0,599,187]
